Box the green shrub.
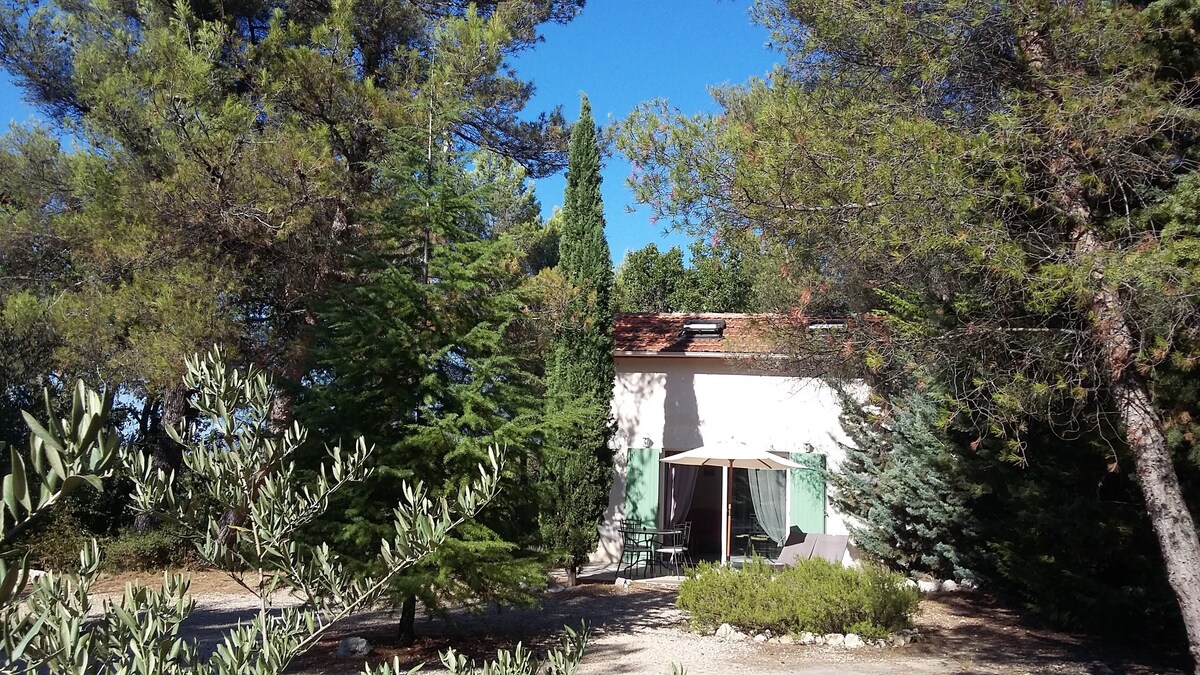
[677,558,919,639]
[102,528,203,572]
[20,509,202,572]
[20,507,92,572]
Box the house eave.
[614,350,790,360]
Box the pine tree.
[620,1,1200,660]
[0,0,577,461]
[301,126,545,642]
[832,382,1192,638]
[540,95,615,586]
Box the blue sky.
[512,1,779,263]
[0,1,779,264]
[0,75,37,126]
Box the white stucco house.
[594,312,861,564]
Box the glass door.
[730,468,787,560]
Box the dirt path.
[91,572,1188,674]
[298,585,1184,675]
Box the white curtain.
[748,469,787,545]
[666,465,699,527]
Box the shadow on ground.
[911,592,1189,674]
[286,584,678,674]
[171,582,1192,675]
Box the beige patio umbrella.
[661,443,802,565]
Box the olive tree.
[0,350,587,674]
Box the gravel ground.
[289,584,952,675]
[90,572,1189,674]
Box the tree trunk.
[134,385,189,532]
[267,311,317,434]
[1077,228,1200,666]
[565,564,578,588]
[396,594,417,647]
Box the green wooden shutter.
[624,448,661,527]
[790,453,826,534]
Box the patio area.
[574,560,686,588]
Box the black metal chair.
[616,525,656,579]
[658,521,692,572]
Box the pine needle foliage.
[618,0,1200,660]
[0,0,579,477]
[301,123,547,638]
[831,381,1195,638]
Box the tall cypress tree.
[541,95,615,586]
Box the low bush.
[677,558,919,639]
[102,528,203,571]
[22,514,203,572]
[20,507,93,571]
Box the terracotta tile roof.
[614,313,831,355]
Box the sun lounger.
[811,534,850,564]
[773,538,817,567]
[770,530,851,568]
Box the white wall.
[596,355,864,562]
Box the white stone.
[917,579,940,593]
[336,637,372,659]
[959,579,978,590]
[889,628,922,647]
[715,623,735,639]
[546,583,565,593]
[904,578,918,588]
[753,633,768,644]
[843,634,864,649]
[799,631,817,645]
[823,633,844,647]
[939,579,959,592]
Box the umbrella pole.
[725,460,733,566]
